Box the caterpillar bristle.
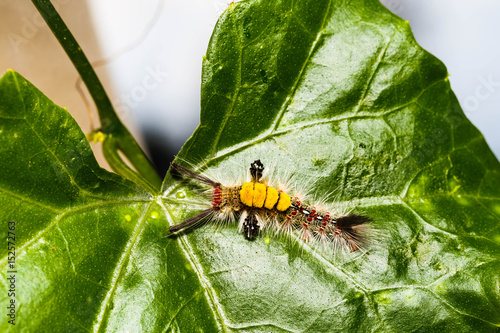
[168,160,376,254]
[243,212,259,239]
[336,214,372,228]
[250,160,264,182]
[171,162,219,187]
[168,209,213,233]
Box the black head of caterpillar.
[169,160,372,252]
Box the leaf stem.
[31,0,162,193]
[102,137,158,194]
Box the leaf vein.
[159,200,229,332]
[93,202,153,332]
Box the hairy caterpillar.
[169,160,372,252]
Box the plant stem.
[31,0,162,193]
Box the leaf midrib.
[208,1,332,159]
[93,200,154,333]
[159,199,229,332]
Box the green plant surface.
[0,71,218,332]
[0,0,499,332]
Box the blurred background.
[1,0,499,177]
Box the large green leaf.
[164,0,500,331]
[0,71,219,332]
[0,0,499,332]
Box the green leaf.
[0,71,219,332]
[1,0,499,331]
[164,0,500,331]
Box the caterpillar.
[169,160,373,253]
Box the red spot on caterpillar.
[324,214,330,221]
[322,221,328,227]
[306,217,313,222]
[213,188,222,208]
[319,227,324,232]
[291,211,297,216]
[302,223,308,229]
[296,200,301,206]
[334,230,340,235]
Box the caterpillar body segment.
[238,181,290,211]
